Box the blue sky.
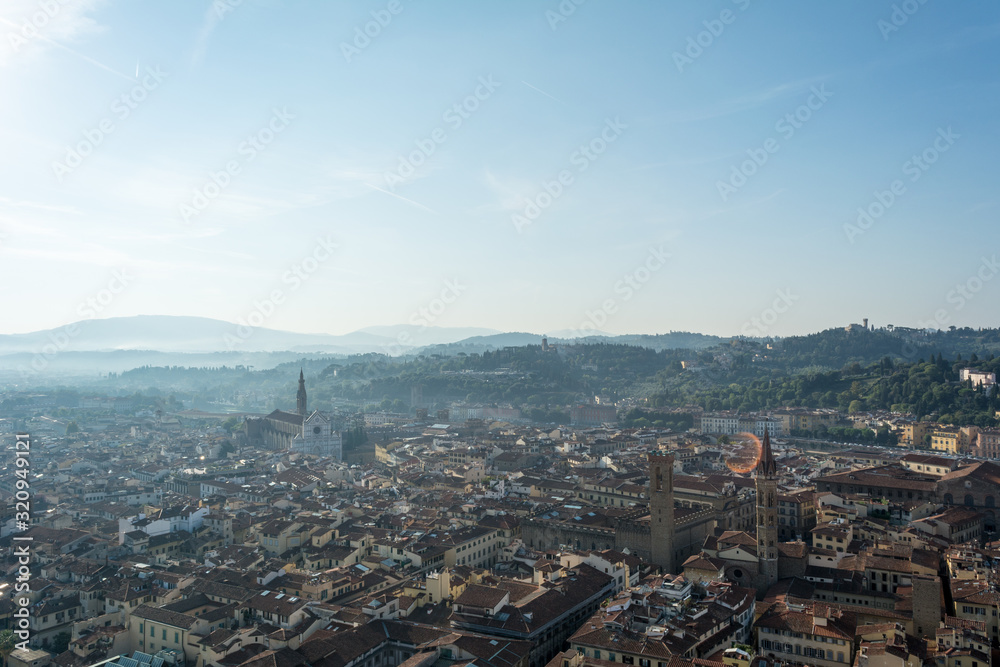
[0,0,997,337]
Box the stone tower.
[756,430,779,595]
[911,574,942,639]
[648,452,675,574]
[296,369,307,416]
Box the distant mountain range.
[0,316,725,356]
[4,316,996,384]
[0,315,723,377]
[0,316,505,355]
[0,316,727,378]
[357,324,501,343]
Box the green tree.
[50,631,71,654]
[342,425,369,450]
[65,421,79,435]
[0,629,15,667]
[221,416,242,433]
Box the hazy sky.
[1,1,997,337]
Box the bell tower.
[756,430,779,595]
[296,369,307,416]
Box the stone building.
[682,432,809,598]
[521,453,715,573]
[245,370,342,459]
[673,474,757,533]
[648,452,676,572]
[815,460,1000,532]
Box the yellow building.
[256,518,308,556]
[375,441,402,464]
[897,422,932,448]
[811,521,853,553]
[442,526,504,568]
[960,426,982,450]
[422,567,454,604]
[130,605,203,663]
[934,620,991,667]
[755,605,854,667]
[931,426,982,454]
[951,579,1000,643]
[930,428,961,454]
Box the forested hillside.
[29,326,1000,428]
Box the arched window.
[965,494,975,507]
[944,493,953,504]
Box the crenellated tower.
[648,452,676,574]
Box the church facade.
[245,370,342,460]
[683,430,807,598]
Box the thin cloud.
[522,80,564,105]
[191,1,238,65]
[0,197,81,215]
[365,183,436,214]
[0,2,120,75]
[666,75,833,124]
[628,153,731,171]
[700,188,788,221]
[35,31,134,81]
[478,168,550,215]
